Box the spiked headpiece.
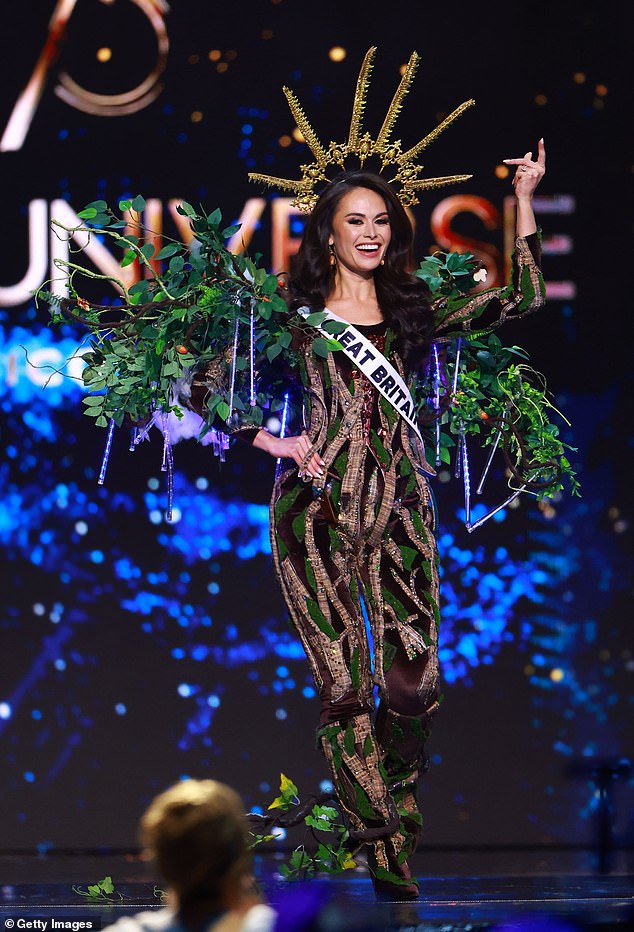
[248,47,475,212]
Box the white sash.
[298,306,422,441]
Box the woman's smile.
[329,187,391,274]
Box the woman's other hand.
[253,429,325,480]
[503,138,546,237]
[503,137,546,200]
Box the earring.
[329,244,337,268]
[380,253,386,266]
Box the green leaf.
[305,815,333,832]
[321,319,348,335]
[77,208,97,220]
[85,200,108,212]
[140,243,156,262]
[119,198,132,212]
[121,249,137,268]
[99,877,114,894]
[216,401,231,421]
[343,723,356,756]
[131,195,146,212]
[261,274,279,296]
[177,200,197,218]
[155,243,180,260]
[266,343,283,362]
[312,337,334,358]
[304,311,328,327]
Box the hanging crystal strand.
[432,343,441,468]
[161,415,169,472]
[161,412,175,521]
[129,426,137,452]
[134,417,155,445]
[164,441,175,522]
[466,485,527,534]
[462,429,472,528]
[455,420,464,479]
[452,338,463,478]
[275,392,290,482]
[451,337,462,396]
[476,403,510,495]
[249,298,257,407]
[228,314,240,421]
[97,418,116,486]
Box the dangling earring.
[380,252,386,266]
[329,243,337,268]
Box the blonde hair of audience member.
[140,779,260,927]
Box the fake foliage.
[37,196,577,501]
[415,251,580,500]
[248,774,359,881]
[72,875,167,904]
[37,196,344,436]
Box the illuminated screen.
[1,2,631,851]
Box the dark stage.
[1,848,633,930]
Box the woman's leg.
[359,499,441,890]
[270,478,399,844]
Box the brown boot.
[367,832,420,901]
[374,705,436,864]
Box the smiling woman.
[245,153,546,898]
[327,187,391,307]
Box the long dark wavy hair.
[285,170,433,373]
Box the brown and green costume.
[197,233,545,890]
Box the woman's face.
[328,186,391,275]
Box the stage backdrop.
[1,1,632,851]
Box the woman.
[233,142,546,899]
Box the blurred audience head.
[140,778,251,910]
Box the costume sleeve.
[185,347,302,446]
[432,231,546,342]
[186,363,262,444]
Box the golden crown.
[248,46,475,212]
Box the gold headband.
[248,46,475,212]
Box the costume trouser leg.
[271,479,439,886]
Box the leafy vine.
[36,198,578,501]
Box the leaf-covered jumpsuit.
[234,234,545,880]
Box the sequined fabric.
[267,233,545,885]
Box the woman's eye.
[376,217,390,225]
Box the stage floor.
[1,850,632,930]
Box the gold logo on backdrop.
[1,0,169,152]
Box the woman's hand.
[502,138,546,237]
[503,137,546,200]
[253,429,325,480]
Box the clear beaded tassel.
[161,413,174,521]
[97,418,116,486]
[275,392,290,482]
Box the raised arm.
[434,139,547,341]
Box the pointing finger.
[537,137,546,167]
